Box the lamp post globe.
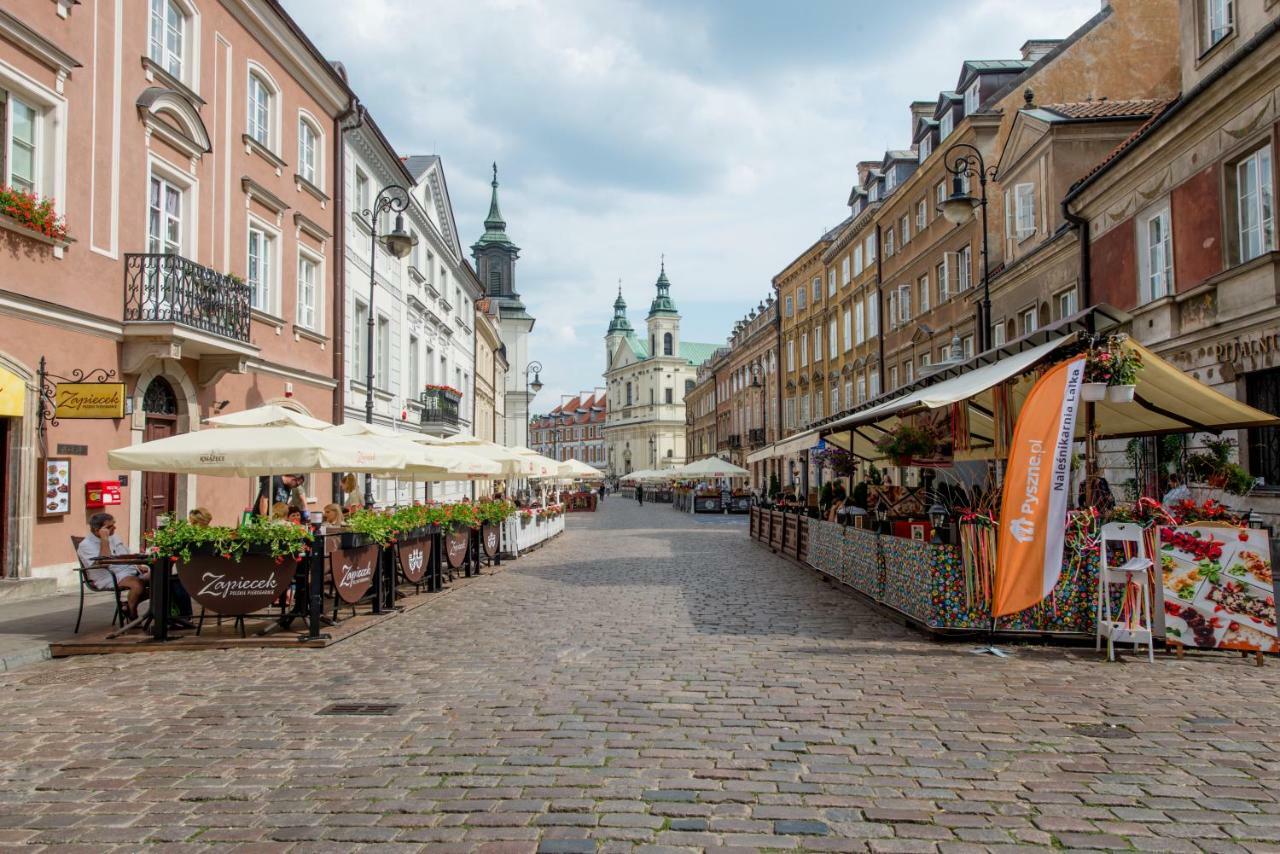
[381,212,416,259]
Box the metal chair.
[1096,522,1155,662]
[70,536,128,633]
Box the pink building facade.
[0,0,352,585]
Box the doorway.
[141,377,178,534]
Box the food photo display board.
[1159,524,1277,653]
[39,457,71,517]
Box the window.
[898,284,911,323]
[787,339,794,372]
[247,225,275,312]
[800,395,810,424]
[813,326,822,362]
[957,245,972,291]
[920,352,932,369]
[784,295,793,317]
[885,227,895,257]
[905,361,914,384]
[844,379,853,405]
[918,274,930,314]
[297,254,318,329]
[936,181,946,206]
[887,290,898,331]
[1139,206,1174,303]
[408,335,419,394]
[1235,146,1274,263]
[829,318,837,359]
[1021,306,1037,336]
[865,234,876,264]
[992,322,1006,347]
[376,316,390,385]
[298,118,319,185]
[800,333,808,367]
[815,277,824,302]
[813,391,823,421]
[841,257,850,286]
[917,199,927,231]
[147,175,183,254]
[663,332,673,356]
[664,388,673,404]
[4,94,38,193]
[352,301,368,379]
[920,134,932,161]
[870,368,880,397]
[964,81,980,115]
[857,376,867,403]
[843,308,852,351]
[889,366,898,390]
[868,292,879,336]
[784,397,795,429]
[936,260,949,303]
[1055,288,1078,319]
[149,0,185,79]
[962,335,974,359]
[853,245,864,276]
[355,168,370,215]
[831,386,839,415]
[797,287,806,310]
[1204,0,1234,49]
[1010,183,1036,239]
[625,383,633,405]
[885,166,898,192]
[940,110,953,139]
[247,72,273,147]
[900,214,910,245]
[855,301,865,346]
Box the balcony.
[748,428,766,447]
[727,434,742,450]
[419,385,462,434]
[121,253,257,380]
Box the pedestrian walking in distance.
[636,484,644,506]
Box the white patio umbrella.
[671,456,750,479]
[559,458,605,480]
[107,424,409,476]
[324,423,492,476]
[424,436,541,477]
[508,445,562,479]
[205,404,331,429]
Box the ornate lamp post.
[524,361,543,448]
[362,185,416,508]
[939,142,997,353]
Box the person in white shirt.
[1163,473,1191,507]
[77,513,149,619]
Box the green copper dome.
[471,163,519,252]
[648,258,678,316]
[607,285,633,334]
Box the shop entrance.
[141,377,178,534]
[1246,367,1280,486]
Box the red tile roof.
[1069,99,1178,191]
[1040,98,1170,120]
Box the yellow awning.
[0,365,26,417]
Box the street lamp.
[524,361,543,448]
[648,434,656,468]
[939,142,996,353]
[362,185,416,508]
[750,363,767,488]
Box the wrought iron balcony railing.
[748,428,767,447]
[727,434,742,449]
[124,254,252,342]
[419,387,461,429]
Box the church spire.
[608,279,633,334]
[648,255,678,316]
[473,162,517,251]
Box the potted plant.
[345,508,398,547]
[147,516,312,564]
[1106,346,1143,402]
[1081,352,1110,401]
[874,424,938,467]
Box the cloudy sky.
[284,0,1098,411]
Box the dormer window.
[885,167,897,192]
[940,109,953,140]
[919,134,932,160]
[964,81,980,115]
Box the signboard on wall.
[54,383,127,419]
[0,365,25,417]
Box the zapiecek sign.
[177,553,294,616]
[54,382,127,419]
[331,544,378,604]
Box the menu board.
[1159,524,1277,653]
[39,457,71,517]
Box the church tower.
[605,284,632,370]
[646,258,680,360]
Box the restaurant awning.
[819,332,1279,461]
[745,427,823,464]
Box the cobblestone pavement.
[1,499,1280,853]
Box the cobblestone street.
[1,499,1279,852]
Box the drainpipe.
[332,98,362,499]
[1062,199,1092,335]
[875,221,885,393]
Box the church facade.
[602,265,717,476]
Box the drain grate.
[22,666,117,686]
[1070,722,1135,739]
[317,702,401,716]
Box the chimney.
[856,160,880,186]
[909,100,934,134]
[1020,39,1061,62]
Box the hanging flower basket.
[874,424,938,467]
[1081,382,1107,401]
[1085,337,1143,403]
[1106,384,1136,403]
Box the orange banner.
[993,357,1086,618]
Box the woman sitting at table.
[77,512,149,621]
[270,501,290,522]
[321,503,346,531]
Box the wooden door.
[142,416,176,535]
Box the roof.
[679,342,721,367]
[1035,99,1171,121]
[1069,101,1178,191]
[884,150,917,162]
[625,334,648,360]
[402,155,439,180]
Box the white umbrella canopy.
[671,456,750,478]
[421,436,540,477]
[324,423,487,476]
[559,458,605,480]
[205,404,331,430]
[508,446,561,479]
[107,424,409,477]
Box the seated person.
[78,513,149,620]
[270,501,291,522]
[286,507,305,526]
[188,506,213,527]
[321,503,346,530]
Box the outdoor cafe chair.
[69,536,129,633]
[1096,522,1155,662]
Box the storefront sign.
[56,444,88,456]
[54,382,126,418]
[993,357,1085,618]
[0,365,25,417]
[1159,524,1277,652]
[177,553,294,616]
[445,529,469,568]
[1213,332,1280,365]
[332,544,378,603]
[396,539,429,583]
[481,524,500,558]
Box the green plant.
[347,508,400,545]
[1202,436,1236,465]
[475,499,516,526]
[0,185,68,241]
[875,424,938,464]
[1222,462,1256,496]
[1085,338,1143,386]
[146,517,312,564]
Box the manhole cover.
[317,703,401,716]
[22,666,117,686]
[1070,723,1134,739]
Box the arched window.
[142,377,177,415]
[297,114,321,186]
[663,332,673,356]
[247,68,276,148]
